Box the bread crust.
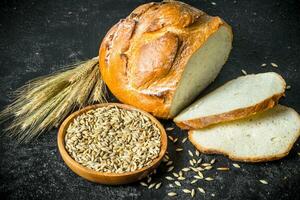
[188,107,300,163]
[99,1,232,118]
[175,92,285,129]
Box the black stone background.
[0,0,299,199]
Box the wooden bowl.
[57,103,167,185]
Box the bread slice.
[174,72,286,129]
[189,105,300,162]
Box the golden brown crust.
[99,1,230,118]
[175,92,285,129]
[188,126,300,163]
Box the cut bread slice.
[174,72,286,129]
[169,25,232,117]
[189,105,300,162]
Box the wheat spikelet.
[0,58,107,143]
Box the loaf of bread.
[189,105,300,162]
[99,1,233,118]
[174,72,286,129]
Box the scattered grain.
[271,62,278,68]
[166,176,174,181]
[167,166,174,172]
[166,161,173,166]
[148,183,156,189]
[198,187,205,194]
[176,148,183,152]
[140,182,148,187]
[183,189,191,193]
[217,167,230,171]
[155,182,162,189]
[168,192,177,197]
[232,163,241,168]
[174,181,181,187]
[259,180,268,184]
[205,177,214,181]
[182,137,187,143]
[261,63,267,67]
[241,69,247,75]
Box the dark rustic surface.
[0,0,299,199]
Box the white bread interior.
[174,72,286,122]
[189,105,300,162]
[170,25,232,116]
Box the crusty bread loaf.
[189,105,300,162]
[174,72,286,129]
[99,1,232,118]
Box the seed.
[155,182,162,189]
[179,171,183,177]
[182,168,190,172]
[198,187,205,193]
[197,172,204,178]
[298,152,300,156]
[217,167,230,171]
[176,148,183,152]
[178,177,186,181]
[211,2,216,6]
[166,127,174,131]
[195,150,200,157]
[166,161,173,166]
[188,150,194,157]
[202,163,211,167]
[210,158,216,164]
[169,184,174,188]
[259,180,268,184]
[182,137,187,143]
[190,167,198,172]
[205,177,214,181]
[192,159,197,164]
[168,192,177,197]
[205,166,213,170]
[191,189,195,197]
[140,182,148,187]
[191,179,198,184]
[173,172,179,177]
[286,85,291,90]
[147,177,152,183]
[189,160,194,166]
[168,136,174,141]
[167,166,174,172]
[233,163,241,168]
[174,181,181,187]
[241,69,247,75]
[271,62,278,68]
[166,176,174,181]
[173,138,178,143]
[197,158,202,164]
[261,63,267,67]
[64,106,161,173]
[165,154,170,160]
[212,193,215,197]
[183,189,191,193]
[148,183,156,189]
[194,176,203,180]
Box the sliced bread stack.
[174,72,300,162]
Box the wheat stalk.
[0,57,107,143]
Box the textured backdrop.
[0,0,299,199]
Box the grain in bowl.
[64,105,161,173]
